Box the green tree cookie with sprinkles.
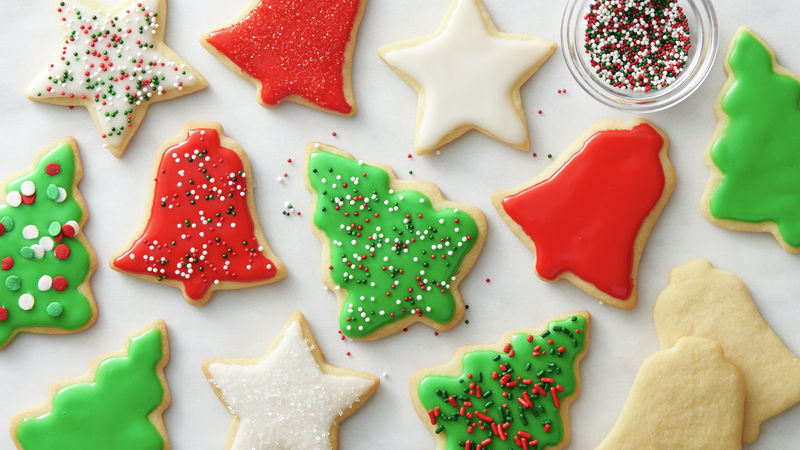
[0,138,97,350]
[702,28,800,253]
[305,144,486,340]
[11,321,171,450]
[412,313,590,450]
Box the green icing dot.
[46,184,60,200]
[5,275,21,291]
[19,247,35,259]
[0,215,14,231]
[46,302,63,317]
[48,221,62,236]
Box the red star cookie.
[200,0,367,115]
[492,120,674,309]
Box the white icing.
[22,225,39,240]
[56,187,68,203]
[207,320,374,450]
[39,237,55,252]
[38,275,53,291]
[381,0,554,151]
[18,294,35,311]
[27,0,202,148]
[20,181,35,196]
[6,191,21,207]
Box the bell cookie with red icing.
[492,119,675,309]
[27,0,207,157]
[0,138,97,350]
[111,121,286,305]
[200,0,367,116]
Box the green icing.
[308,150,480,338]
[709,30,800,247]
[16,326,167,450]
[417,315,588,450]
[0,143,93,347]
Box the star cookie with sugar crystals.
[379,0,555,154]
[27,0,207,157]
[203,312,379,450]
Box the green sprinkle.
[46,302,64,317]
[46,184,60,200]
[20,247,35,259]
[5,275,22,291]
[49,221,62,236]
[0,216,14,231]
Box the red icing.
[61,223,77,238]
[54,244,70,260]
[53,276,68,292]
[501,123,666,300]
[0,306,7,321]
[204,0,362,114]
[113,128,279,301]
[21,194,35,205]
[45,163,61,176]
[0,223,4,236]
[1,257,12,270]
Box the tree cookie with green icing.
[702,27,800,253]
[305,143,487,340]
[411,312,590,450]
[10,321,171,450]
[0,138,97,350]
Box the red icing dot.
[0,306,7,321]
[1,257,13,270]
[55,244,71,260]
[46,163,62,176]
[21,194,36,205]
[0,223,4,236]
[61,224,77,238]
[53,276,68,291]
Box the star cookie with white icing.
[27,0,207,157]
[379,0,555,155]
[203,312,379,450]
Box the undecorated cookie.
[10,321,171,450]
[653,260,800,444]
[112,122,286,305]
[200,0,367,115]
[411,312,590,450]
[596,336,745,449]
[27,0,206,156]
[305,143,486,340]
[203,312,379,450]
[492,120,674,309]
[702,27,800,253]
[379,0,555,154]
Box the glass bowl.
[561,0,718,112]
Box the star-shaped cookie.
[203,312,379,450]
[201,0,367,115]
[379,0,555,154]
[27,0,207,157]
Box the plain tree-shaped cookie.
[596,336,745,449]
[654,260,800,444]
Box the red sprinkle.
[1,257,13,270]
[54,244,70,260]
[53,276,68,291]
[0,306,7,321]
[46,163,61,175]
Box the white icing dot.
[6,191,21,207]
[38,275,53,291]
[39,237,55,251]
[56,187,68,203]
[31,244,45,259]
[19,294,35,311]
[20,181,36,196]
[22,225,39,240]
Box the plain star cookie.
[492,120,674,309]
[112,122,286,305]
[654,260,800,444]
[11,321,171,450]
[200,0,367,115]
[379,0,555,154]
[596,336,745,449]
[0,138,97,350]
[203,312,379,450]
[305,143,486,340]
[411,312,590,450]
[27,0,207,157]
[702,27,800,253]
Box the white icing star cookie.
[203,312,379,450]
[379,0,555,155]
[27,0,207,157]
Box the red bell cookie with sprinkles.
[27,0,207,157]
[112,122,286,305]
[305,143,487,340]
[412,312,590,450]
[0,138,97,350]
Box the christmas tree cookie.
[412,312,590,450]
[702,28,800,253]
[492,120,674,309]
[11,321,171,450]
[112,122,286,305]
[379,0,555,154]
[27,0,207,157]
[654,260,800,444]
[203,312,379,450]
[0,138,97,350]
[596,336,745,449]
[305,143,486,340]
[200,0,367,115]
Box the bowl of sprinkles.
[562,0,718,111]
